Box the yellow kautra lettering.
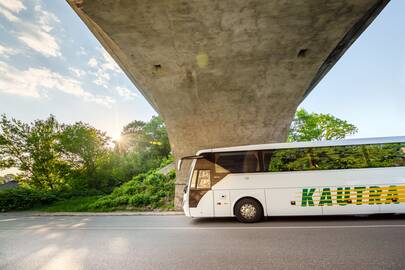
[368,186,383,205]
[385,185,399,204]
[337,187,351,206]
[354,187,366,205]
[301,188,316,207]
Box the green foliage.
[93,116,172,189]
[116,116,170,166]
[89,169,176,210]
[59,122,110,189]
[267,143,405,172]
[34,196,101,212]
[0,114,110,191]
[288,109,358,142]
[0,115,72,190]
[0,187,57,212]
[0,114,176,212]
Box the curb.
[1,211,185,217]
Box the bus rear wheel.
[235,198,263,223]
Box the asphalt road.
[1,214,405,270]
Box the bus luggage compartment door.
[214,191,231,217]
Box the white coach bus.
[179,136,405,222]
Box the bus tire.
[234,198,263,223]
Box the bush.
[0,187,58,212]
[88,169,175,210]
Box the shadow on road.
[191,213,405,225]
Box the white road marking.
[0,218,17,222]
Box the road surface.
[1,214,405,270]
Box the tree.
[0,115,111,191]
[116,116,170,161]
[117,120,146,153]
[288,109,358,142]
[142,116,171,159]
[59,122,110,188]
[0,115,70,190]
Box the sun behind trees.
[0,114,172,192]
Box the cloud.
[18,29,60,57]
[88,49,122,88]
[0,0,25,22]
[0,44,16,58]
[100,50,121,73]
[0,7,19,21]
[88,58,98,68]
[17,4,61,57]
[69,67,86,77]
[0,2,62,57]
[35,4,60,32]
[0,61,115,107]
[115,86,137,100]
[0,0,26,13]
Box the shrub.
[88,169,175,210]
[0,187,58,212]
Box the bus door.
[189,155,214,217]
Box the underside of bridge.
[67,0,389,208]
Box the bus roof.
[196,136,405,156]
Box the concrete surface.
[1,214,405,269]
[67,0,390,208]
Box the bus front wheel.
[234,198,263,223]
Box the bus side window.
[264,148,312,172]
[215,151,259,173]
[262,151,273,171]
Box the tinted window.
[215,151,259,173]
[263,143,405,172]
[264,148,312,172]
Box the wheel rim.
[240,203,257,219]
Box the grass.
[4,170,176,212]
[33,196,102,212]
[33,195,175,212]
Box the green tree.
[0,115,70,190]
[142,116,171,159]
[0,115,111,191]
[117,120,146,153]
[288,109,358,142]
[59,122,110,189]
[115,116,171,172]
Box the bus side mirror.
[183,185,188,194]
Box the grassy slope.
[33,196,102,212]
[17,170,176,212]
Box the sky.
[0,0,404,141]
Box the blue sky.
[0,0,403,140]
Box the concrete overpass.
[67,0,389,208]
